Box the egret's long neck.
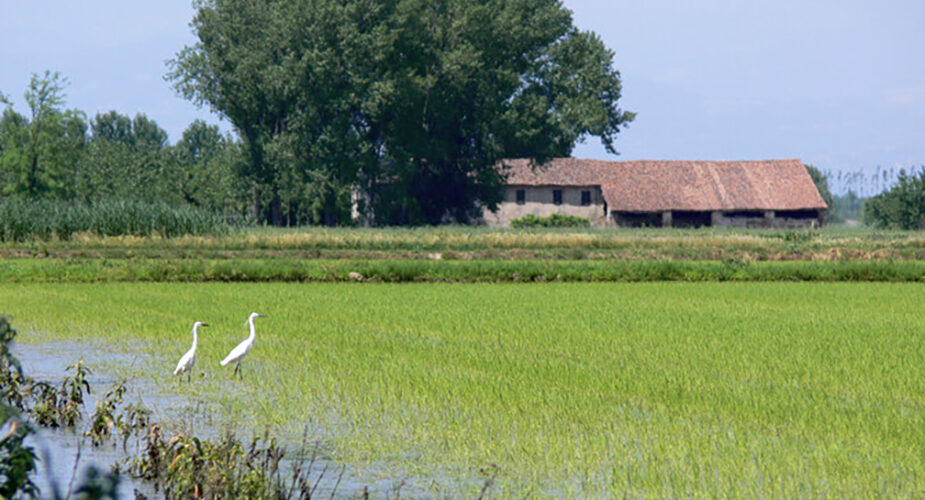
[247,318,257,340]
[191,326,199,349]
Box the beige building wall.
[483,185,611,226]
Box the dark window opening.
[515,189,525,205]
[614,212,663,228]
[553,189,563,205]
[581,190,591,206]
[672,211,712,228]
[776,209,818,219]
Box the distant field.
[3,225,925,260]
[3,282,924,497]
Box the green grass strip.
[2,258,925,283]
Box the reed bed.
[0,199,230,241]
[3,282,925,497]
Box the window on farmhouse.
[581,190,591,206]
[553,189,563,205]
[516,189,525,205]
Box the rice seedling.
[2,282,925,496]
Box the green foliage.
[804,163,834,217]
[863,168,925,229]
[29,359,91,428]
[0,71,87,200]
[1,75,252,220]
[70,467,121,500]
[0,198,231,241]
[0,420,39,499]
[0,317,39,499]
[0,317,26,409]
[831,190,864,222]
[169,0,632,225]
[0,315,154,499]
[511,213,591,228]
[128,427,314,499]
[173,120,245,212]
[83,379,151,452]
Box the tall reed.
[0,199,230,241]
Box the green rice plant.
[4,282,925,497]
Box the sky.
[2,1,923,194]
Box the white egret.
[174,321,208,382]
[220,312,264,377]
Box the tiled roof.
[500,158,828,211]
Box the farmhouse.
[484,158,828,228]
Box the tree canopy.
[0,72,248,217]
[863,168,925,229]
[169,0,634,225]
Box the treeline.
[0,72,249,218]
[863,168,925,229]
[810,165,925,226]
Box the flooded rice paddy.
[4,281,925,497]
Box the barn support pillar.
[662,211,673,227]
[764,210,775,220]
[711,211,723,226]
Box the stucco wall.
[483,185,610,226]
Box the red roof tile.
[500,158,827,211]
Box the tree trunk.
[252,186,261,221]
[269,193,282,226]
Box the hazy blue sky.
[2,1,923,192]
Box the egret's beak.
[202,323,210,327]
[257,314,266,318]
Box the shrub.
[511,213,591,228]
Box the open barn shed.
[486,158,828,228]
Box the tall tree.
[804,164,833,210]
[77,111,175,203]
[0,72,86,200]
[863,168,925,229]
[173,119,246,213]
[169,0,633,225]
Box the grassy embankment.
[3,226,925,282]
[3,257,925,282]
[3,282,924,497]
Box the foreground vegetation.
[1,316,333,499]
[3,282,924,497]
